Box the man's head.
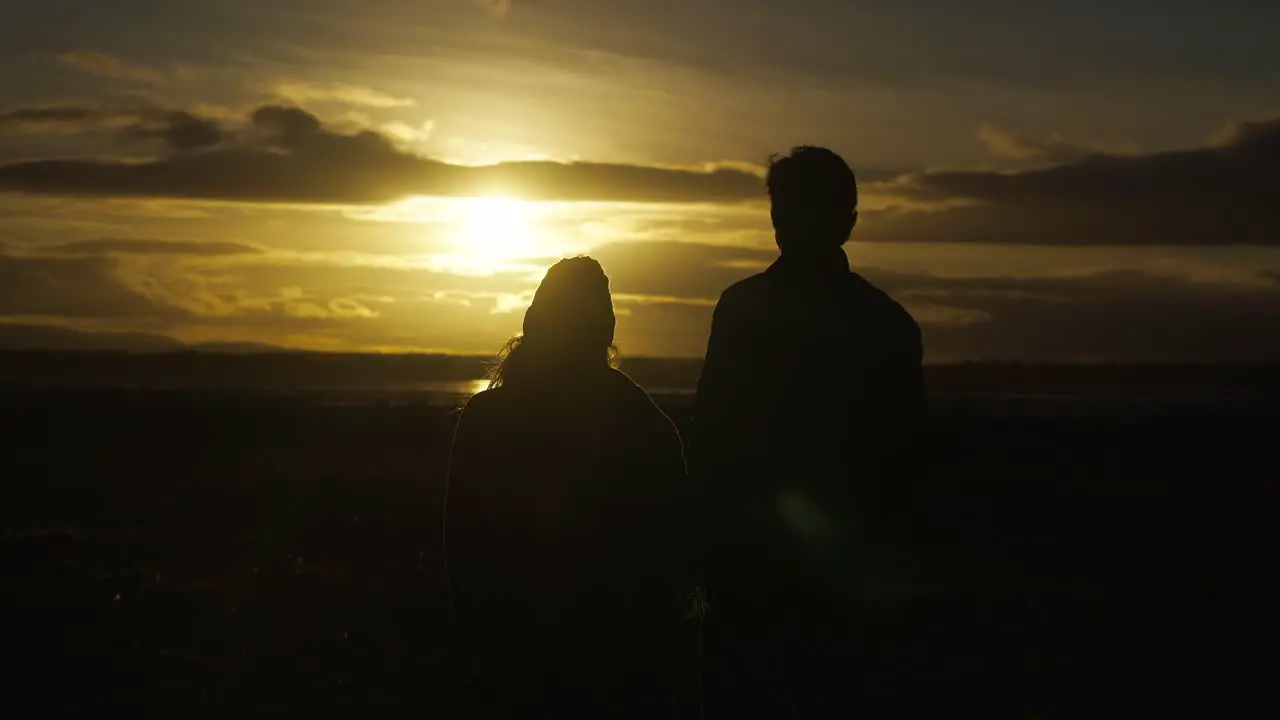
[766,146,858,255]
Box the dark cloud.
[49,239,260,256]
[7,101,1274,246]
[251,105,323,144]
[0,105,223,152]
[0,106,100,124]
[879,269,1280,363]
[0,255,172,319]
[131,111,226,151]
[590,241,1280,361]
[0,105,122,134]
[868,117,1280,246]
[0,104,765,204]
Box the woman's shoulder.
[453,387,528,443]
[607,369,679,426]
[606,367,652,402]
[457,386,509,418]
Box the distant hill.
[0,324,186,352]
[3,324,1280,401]
[192,341,299,354]
[0,324,298,354]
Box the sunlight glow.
[452,196,540,266]
[340,194,649,275]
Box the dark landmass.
[0,325,189,353]
[4,348,1280,399]
[0,361,1276,715]
[0,325,293,354]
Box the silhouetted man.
[692,146,923,717]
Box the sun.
[453,196,540,266]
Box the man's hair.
[766,146,858,251]
[767,145,858,214]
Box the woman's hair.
[485,256,619,390]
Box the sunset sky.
[2,0,1279,361]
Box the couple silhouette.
[443,146,924,718]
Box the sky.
[1,0,1279,361]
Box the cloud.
[474,0,514,19]
[637,265,1280,361]
[0,105,139,135]
[879,269,1280,363]
[583,240,1280,361]
[380,120,435,143]
[0,255,172,319]
[48,239,261,256]
[975,123,1097,164]
[0,107,100,124]
[3,236,1276,360]
[866,117,1280,246]
[274,82,416,109]
[4,98,1276,247]
[591,241,775,300]
[0,105,225,152]
[0,104,765,205]
[327,297,380,318]
[121,110,226,151]
[57,50,166,84]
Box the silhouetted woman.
[443,257,694,718]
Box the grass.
[0,387,1275,715]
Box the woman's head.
[487,256,618,389]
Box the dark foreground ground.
[1,383,1276,716]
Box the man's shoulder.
[851,273,920,336]
[719,271,772,302]
[713,267,919,334]
[714,271,773,319]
